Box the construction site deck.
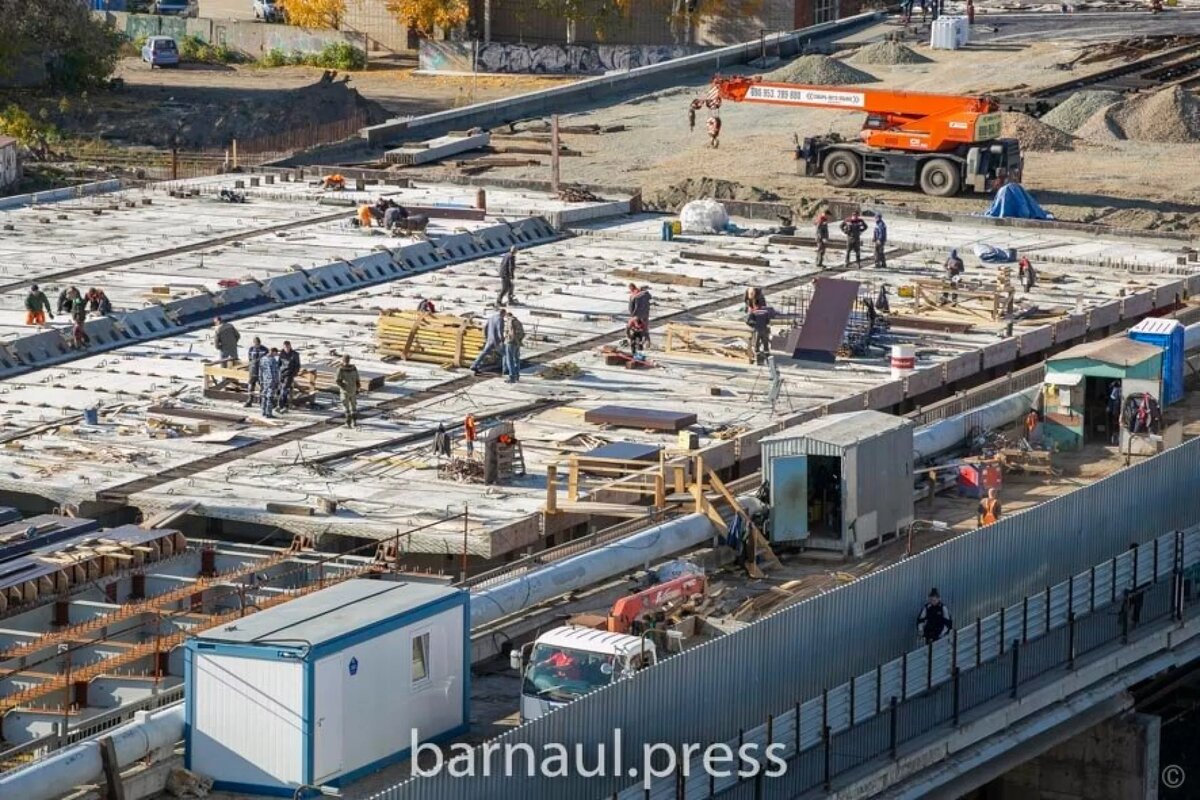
[0,174,1193,565]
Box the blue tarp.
[982,183,1054,220]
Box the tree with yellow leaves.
[385,0,470,36]
[279,0,346,29]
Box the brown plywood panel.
[583,405,697,431]
[785,277,860,362]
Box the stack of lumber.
[665,322,752,362]
[377,310,488,368]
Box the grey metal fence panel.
[979,612,1002,662]
[376,439,1200,800]
[904,648,927,698]
[880,658,903,708]
[930,637,953,687]
[1186,529,1200,567]
[1156,532,1177,580]
[1049,581,1070,630]
[853,671,877,723]
[799,698,823,750]
[1002,601,1022,647]
[828,683,852,734]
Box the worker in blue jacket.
[471,308,507,375]
[873,214,888,270]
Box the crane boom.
[699,74,1021,197]
[710,76,1003,152]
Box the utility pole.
[484,0,492,42]
[550,115,561,194]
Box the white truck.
[510,625,660,722]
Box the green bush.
[311,42,367,70]
[256,42,366,71]
[260,48,290,67]
[177,34,239,65]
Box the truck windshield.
[522,644,615,702]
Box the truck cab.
[510,625,658,723]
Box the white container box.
[185,579,469,795]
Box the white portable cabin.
[185,579,469,796]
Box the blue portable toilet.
[1129,318,1184,405]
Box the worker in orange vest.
[1024,409,1039,443]
[706,115,721,149]
[978,488,1001,528]
[464,414,477,458]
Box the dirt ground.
[409,34,1200,231]
[3,58,576,151]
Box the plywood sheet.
[784,278,859,363]
[583,406,697,431]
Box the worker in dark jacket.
[743,287,766,313]
[746,304,775,364]
[497,246,518,306]
[815,212,830,269]
[872,215,888,269]
[917,588,952,644]
[213,317,240,361]
[257,348,281,419]
[25,285,53,327]
[86,288,113,316]
[943,249,965,303]
[244,337,269,407]
[277,340,301,412]
[1018,255,1036,293]
[335,354,360,428]
[841,213,868,268]
[471,308,506,375]
[627,284,652,344]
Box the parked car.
[141,36,180,68]
[253,0,283,21]
[151,0,190,14]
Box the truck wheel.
[919,159,962,197]
[823,151,862,189]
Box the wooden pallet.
[665,322,752,362]
[377,310,487,368]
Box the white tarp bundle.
[680,199,729,233]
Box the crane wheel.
[919,158,962,197]
[822,151,862,188]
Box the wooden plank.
[680,250,771,268]
[583,405,697,432]
[146,406,248,424]
[554,502,656,518]
[265,502,315,516]
[612,268,705,288]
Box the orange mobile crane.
[703,75,1023,197]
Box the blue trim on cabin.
[307,590,467,659]
[328,722,470,788]
[183,645,193,771]
[304,657,315,785]
[210,779,298,797]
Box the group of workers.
[355,197,429,234]
[211,318,360,427]
[24,284,114,348]
[813,211,887,271]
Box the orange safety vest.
[981,498,998,525]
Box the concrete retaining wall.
[420,41,706,75]
[98,11,360,57]
[363,12,882,146]
[0,180,123,211]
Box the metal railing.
[0,684,183,773]
[617,527,1195,799]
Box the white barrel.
[891,344,916,379]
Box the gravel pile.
[1109,86,1200,143]
[1000,112,1076,151]
[851,41,932,65]
[646,178,781,212]
[765,55,877,85]
[1040,90,1122,133]
[1074,87,1200,144]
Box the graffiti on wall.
[420,41,702,75]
